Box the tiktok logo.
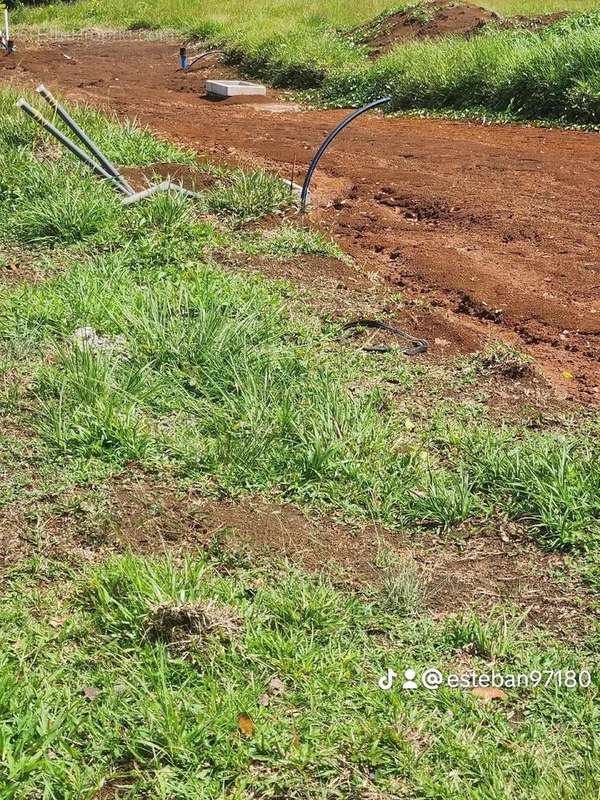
[378,668,397,690]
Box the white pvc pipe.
[4,9,9,44]
[121,180,200,206]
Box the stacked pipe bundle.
[17,85,200,205]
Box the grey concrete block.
[205,79,267,97]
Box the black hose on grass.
[343,319,428,356]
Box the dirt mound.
[356,2,569,56]
[145,600,242,657]
[356,1,499,55]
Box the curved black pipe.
[179,47,225,71]
[300,96,390,210]
[187,49,225,71]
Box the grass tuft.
[202,169,294,223]
[0,553,596,798]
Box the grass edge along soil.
[10,1,600,125]
[0,85,599,554]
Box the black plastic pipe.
[179,47,225,71]
[36,84,134,194]
[17,99,130,194]
[300,96,391,210]
[187,49,225,70]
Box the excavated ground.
[351,0,566,56]
[1,38,599,404]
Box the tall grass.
[14,0,600,33]
[15,0,393,34]
[14,2,600,123]
[321,19,600,123]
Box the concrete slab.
[205,79,267,98]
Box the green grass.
[4,245,600,549]
[322,15,600,124]
[0,71,599,800]
[12,0,600,32]
[486,0,598,11]
[12,0,394,32]
[229,222,346,258]
[0,553,598,798]
[0,88,599,553]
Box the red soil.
[355,0,499,55]
[354,1,567,56]
[1,39,599,403]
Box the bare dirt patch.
[120,162,219,192]
[353,1,568,57]
[355,1,499,56]
[1,39,599,404]
[0,474,594,640]
[0,246,52,286]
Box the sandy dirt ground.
[1,39,599,404]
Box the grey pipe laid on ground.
[36,84,134,195]
[122,180,201,206]
[121,181,172,205]
[16,99,130,194]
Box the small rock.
[72,327,126,353]
[268,677,285,696]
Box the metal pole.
[16,99,130,194]
[36,84,134,194]
[300,97,391,211]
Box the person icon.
[402,668,418,690]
